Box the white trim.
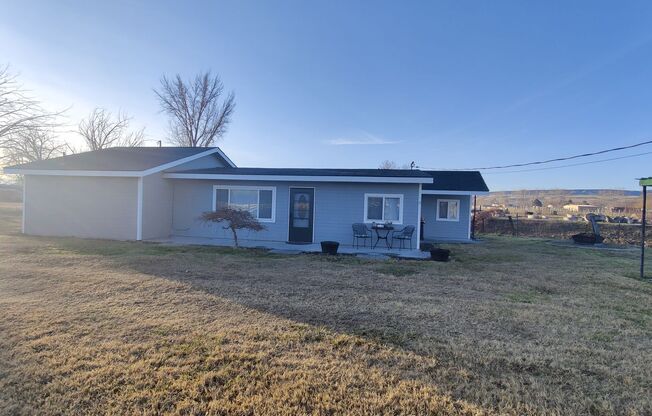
[2,147,237,177]
[213,185,277,223]
[136,177,143,240]
[214,148,237,168]
[163,173,433,184]
[363,193,404,225]
[421,190,489,196]
[288,186,316,244]
[468,195,473,240]
[436,198,461,222]
[416,184,422,248]
[142,148,235,175]
[2,169,143,177]
[21,176,26,234]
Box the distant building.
[563,204,599,213]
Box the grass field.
[0,202,650,415]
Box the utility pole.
[640,178,651,279]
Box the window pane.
[258,190,273,219]
[384,197,400,221]
[438,201,448,219]
[367,197,383,220]
[215,189,229,209]
[229,189,258,216]
[448,201,459,220]
[292,192,311,227]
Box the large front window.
[213,186,276,222]
[364,193,403,224]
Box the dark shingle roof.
[422,170,489,192]
[4,147,222,172]
[169,167,432,178]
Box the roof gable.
[3,147,235,176]
[422,171,489,192]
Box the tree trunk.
[230,226,239,247]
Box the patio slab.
[148,236,430,259]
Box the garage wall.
[141,173,173,240]
[23,175,138,240]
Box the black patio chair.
[391,225,415,249]
[352,223,372,248]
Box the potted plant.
[430,247,450,261]
[320,241,339,255]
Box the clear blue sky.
[2,0,652,190]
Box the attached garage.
[4,147,235,241]
[23,175,139,240]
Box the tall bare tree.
[77,108,145,150]
[155,71,235,147]
[0,64,66,165]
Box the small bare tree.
[0,128,65,165]
[200,208,265,247]
[155,71,235,147]
[379,160,398,169]
[77,108,144,150]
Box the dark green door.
[288,188,314,243]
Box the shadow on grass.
[6,231,652,414]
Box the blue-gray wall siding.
[170,180,421,247]
[421,194,471,241]
[142,154,228,240]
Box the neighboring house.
[3,147,489,247]
[563,203,599,213]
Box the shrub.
[200,208,266,247]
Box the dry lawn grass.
[0,202,650,415]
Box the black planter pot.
[320,241,339,255]
[430,248,450,262]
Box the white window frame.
[213,185,277,223]
[363,193,404,224]
[436,198,460,222]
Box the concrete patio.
[148,236,431,259]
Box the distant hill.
[478,188,643,210]
[489,189,640,197]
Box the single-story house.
[3,147,489,247]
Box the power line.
[422,138,652,171]
[481,150,652,174]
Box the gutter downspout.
[136,177,143,241]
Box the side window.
[437,199,460,221]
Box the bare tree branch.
[0,64,68,166]
[379,160,399,170]
[155,71,235,147]
[77,108,145,150]
[0,64,65,140]
[0,128,66,165]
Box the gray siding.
[142,173,173,240]
[171,180,420,247]
[421,194,471,241]
[23,175,138,240]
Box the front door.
[289,188,314,243]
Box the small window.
[213,186,276,222]
[437,199,460,221]
[364,194,403,224]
